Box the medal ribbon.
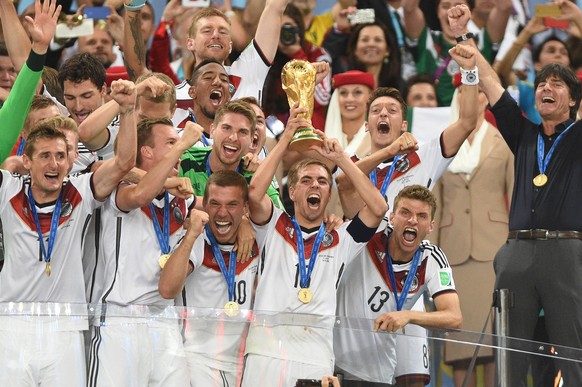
[536,121,575,177]
[28,185,63,267]
[291,217,326,289]
[369,155,402,197]
[385,244,422,311]
[149,191,170,255]
[189,109,210,146]
[16,137,25,156]
[205,224,237,302]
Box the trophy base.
[288,129,323,152]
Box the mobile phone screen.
[84,6,111,20]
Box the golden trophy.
[281,59,323,152]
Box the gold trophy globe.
[281,59,323,152]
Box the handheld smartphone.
[55,19,94,39]
[84,6,111,20]
[544,18,569,29]
[534,4,561,18]
[347,8,375,25]
[181,0,211,7]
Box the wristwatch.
[455,32,475,43]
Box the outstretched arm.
[401,0,426,40]
[0,0,31,71]
[159,209,208,299]
[253,0,288,63]
[248,105,311,225]
[440,44,479,157]
[116,121,202,211]
[123,0,150,81]
[493,17,546,87]
[0,0,61,163]
[374,292,462,331]
[92,80,137,200]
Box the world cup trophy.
[281,59,323,152]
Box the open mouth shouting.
[541,96,555,105]
[377,120,391,134]
[402,227,418,246]
[209,89,224,107]
[214,219,233,236]
[306,194,321,209]
[44,171,60,184]
[221,143,240,159]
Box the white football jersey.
[97,187,193,310]
[246,206,375,369]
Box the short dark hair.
[24,125,68,158]
[203,170,249,205]
[532,36,569,64]
[393,185,437,219]
[23,95,59,134]
[42,66,65,105]
[190,59,227,85]
[534,63,582,120]
[58,52,106,91]
[403,73,436,103]
[214,100,257,136]
[287,159,332,193]
[136,118,174,166]
[367,87,407,120]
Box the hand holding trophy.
[281,59,323,152]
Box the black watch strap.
[455,32,475,43]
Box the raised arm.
[440,44,479,157]
[0,0,31,71]
[78,99,121,150]
[253,0,288,63]
[92,80,137,200]
[0,0,61,163]
[311,131,387,228]
[123,0,150,81]
[116,121,202,211]
[493,17,546,87]
[401,0,426,40]
[484,0,513,44]
[248,106,311,225]
[159,208,208,299]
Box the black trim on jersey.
[0,171,3,187]
[422,243,450,269]
[92,127,112,153]
[251,201,274,227]
[259,244,266,275]
[88,326,103,387]
[252,38,272,66]
[433,289,457,299]
[439,131,456,159]
[335,262,345,289]
[80,214,92,247]
[346,214,376,243]
[99,217,123,323]
[300,225,321,234]
[88,209,102,303]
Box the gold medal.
[159,254,170,269]
[533,173,548,187]
[224,301,240,317]
[297,288,313,304]
[45,262,51,277]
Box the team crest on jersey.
[401,271,419,291]
[322,232,333,247]
[172,206,184,224]
[395,157,410,173]
[60,201,73,218]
